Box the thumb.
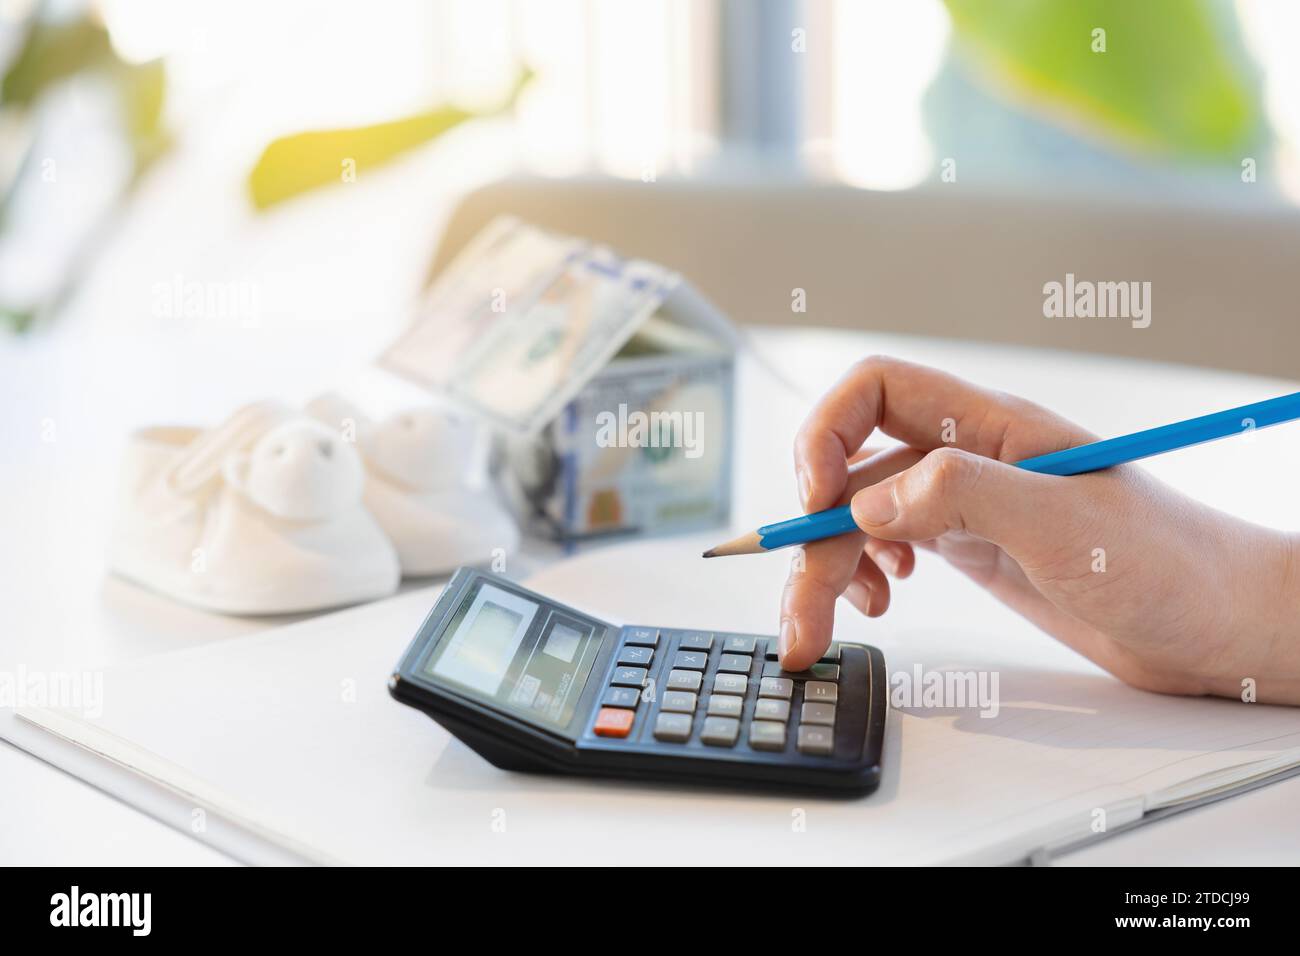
[849,447,1079,560]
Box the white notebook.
[16,535,1300,865]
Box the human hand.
[781,356,1300,704]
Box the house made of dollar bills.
[380,217,736,542]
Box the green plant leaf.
[247,68,533,210]
[942,0,1260,157]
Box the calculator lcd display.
[423,579,604,731]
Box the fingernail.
[778,618,798,660]
[797,468,811,509]
[877,549,900,576]
[853,485,897,526]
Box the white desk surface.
[3,136,1300,864]
[5,318,1300,864]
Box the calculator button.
[673,650,709,671]
[762,661,840,682]
[801,702,836,726]
[753,698,790,722]
[617,645,654,666]
[721,635,757,655]
[797,725,834,756]
[759,677,793,700]
[653,712,692,742]
[660,691,698,714]
[594,707,636,738]
[611,666,649,687]
[706,694,743,717]
[804,681,838,704]
[666,669,703,692]
[700,716,740,747]
[678,632,714,651]
[717,653,752,673]
[625,627,659,647]
[712,673,748,696]
[601,687,641,709]
[766,641,840,662]
[749,721,787,751]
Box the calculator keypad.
[591,628,859,760]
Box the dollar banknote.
[379,217,676,437]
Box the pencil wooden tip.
[699,530,765,558]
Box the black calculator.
[390,567,887,794]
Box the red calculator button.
[594,707,636,738]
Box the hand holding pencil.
[748,356,1300,705]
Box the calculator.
[389,567,887,794]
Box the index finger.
[780,444,925,670]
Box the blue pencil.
[702,390,1300,557]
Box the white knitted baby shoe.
[108,401,400,614]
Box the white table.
[4,305,1300,863]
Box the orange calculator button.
[594,707,636,738]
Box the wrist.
[1201,530,1300,704]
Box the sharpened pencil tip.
[702,549,716,559]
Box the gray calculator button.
[673,650,709,671]
[679,632,714,651]
[660,691,697,713]
[666,669,703,692]
[797,725,834,756]
[753,698,790,722]
[706,694,743,717]
[625,627,659,647]
[617,645,654,666]
[653,712,692,742]
[762,661,840,681]
[611,666,648,687]
[804,681,838,704]
[759,677,793,700]
[602,687,640,709]
[722,635,757,655]
[712,673,748,696]
[700,716,740,747]
[749,720,787,751]
[717,653,752,674]
[801,702,836,726]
